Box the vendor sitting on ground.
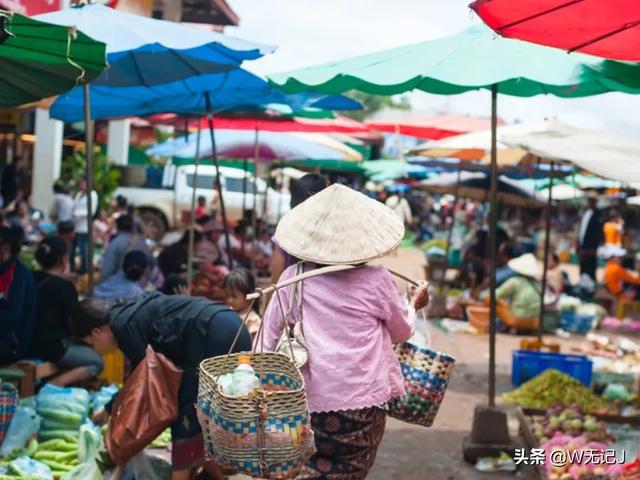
[94,250,148,302]
[484,253,541,331]
[31,236,104,386]
[73,294,251,480]
[602,245,640,300]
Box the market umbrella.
[0,10,106,108]
[471,0,640,61]
[367,114,496,140]
[410,123,536,166]
[500,120,640,183]
[269,24,640,408]
[35,3,273,289]
[362,160,432,181]
[36,4,273,86]
[147,129,363,162]
[183,115,369,134]
[49,68,361,122]
[517,180,585,201]
[418,171,542,207]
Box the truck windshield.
[186,174,216,189]
[226,177,263,193]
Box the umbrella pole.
[241,157,248,262]
[277,167,285,220]
[186,118,203,291]
[538,161,555,342]
[205,94,233,270]
[488,84,498,407]
[250,128,260,274]
[83,84,95,295]
[442,160,463,289]
[242,157,248,219]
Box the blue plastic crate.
[511,350,593,387]
[559,311,594,334]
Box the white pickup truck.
[115,164,290,240]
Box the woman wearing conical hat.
[261,184,429,480]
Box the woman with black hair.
[73,294,251,480]
[270,173,329,284]
[94,250,148,302]
[158,229,202,277]
[0,225,36,364]
[31,236,103,386]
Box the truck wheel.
[138,210,166,241]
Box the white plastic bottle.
[232,355,258,396]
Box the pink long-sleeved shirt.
[261,264,414,413]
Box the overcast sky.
[226,0,640,136]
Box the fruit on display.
[540,435,624,480]
[530,404,614,445]
[503,370,607,411]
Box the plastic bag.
[0,406,40,456]
[61,459,102,480]
[119,453,172,480]
[61,422,104,480]
[91,385,118,414]
[37,385,90,416]
[7,456,53,479]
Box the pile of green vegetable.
[0,384,114,480]
[503,369,607,411]
[36,386,90,442]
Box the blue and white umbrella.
[36,4,274,86]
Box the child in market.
[195,195,207,219]
[223,268,262,339]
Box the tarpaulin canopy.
[0,10,106,108]
[146,129,363,162]
[418,171,542,207]
[36,4,273,86]
[471,0,640,61]
[269,24,640,97]
[50,69,361,122]
[500,120,640,184]
[366,114,497,140]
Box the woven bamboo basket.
[388,342,455,427]
[198,351,315,479]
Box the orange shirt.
[604,261,640,297]
[603,221,623,246]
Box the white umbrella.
[501,120,640,184]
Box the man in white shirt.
[71,176,98,274]
[385,192,413,226]
[50,183,74,223]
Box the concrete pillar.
[32,108,63,213]
[107,119,131,166]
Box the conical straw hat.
[507,253,543,280]
[275,183,405,265]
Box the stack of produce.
[36,386,90,442]
[503,369,607,411]
[530,404,613,445]
[540,434,624,480]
